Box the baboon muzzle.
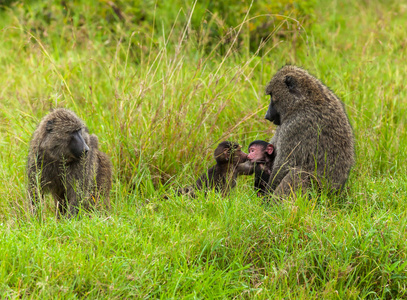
[70,131,90,159]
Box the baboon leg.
[28,186,41,215]
[53,193,68,218]
[99,180,111,212]
[101,191,111,211]
[273,168,310,198]
[67,205,79,218]
[65,186,80,218]
[96,152,112,211]
[89,192,109,212]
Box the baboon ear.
[284,75,296,91]
[46,119,54,133]
[266,144,274,155]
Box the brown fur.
[264,65,355,197]
[176,141,250,198]
[27,108,112,217]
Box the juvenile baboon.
[175,141,250,198]
[264,65,355,197]
[246,140,275,196]
[27,108,112,217]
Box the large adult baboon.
[264,65,355,197]
[27,108,112,217]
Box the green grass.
[1,0,407,298]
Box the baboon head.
[214,141,248,166]
[247,140,274,164]
[265,65,323,125]
[36,109,89,162]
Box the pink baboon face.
[248,144,274,163]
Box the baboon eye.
[46,120,54,133]
[284,75,296,91]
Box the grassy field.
[1,0,407,298]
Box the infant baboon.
[27,108,112,217]
[246,140,275,196]
[265,65,355,197]
[176,141,250,198]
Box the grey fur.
[27,108,112,217]
[265,65,355,197]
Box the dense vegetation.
[1,0,407,298]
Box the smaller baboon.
[174,141,250,198]
[264,65,355,197]
[27,108,112,217]
[246,140,275,196]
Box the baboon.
[27,108,112,217]
[246,140,275,196]
[264,65,355,197]
[175,141,250,197]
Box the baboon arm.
[27,168,43,214]
[273,168,310,197]
[236,161,255,175]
